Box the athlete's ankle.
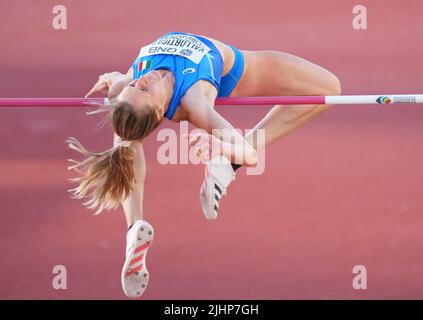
[231,163,242,172]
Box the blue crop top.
[131,32,224,120]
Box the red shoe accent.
[125,264,143,278]
[134,241,151,254]
[129,254,144,267]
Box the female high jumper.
[67,31,341,298]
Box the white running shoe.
[121,219,154,298]
[200,156,236,220]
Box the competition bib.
[139,33,211,64]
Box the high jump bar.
[0,94,423,107]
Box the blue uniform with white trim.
[131,31,244,120]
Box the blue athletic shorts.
[217,45,244,97]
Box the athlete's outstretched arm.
[85,68,133,99]
[187,105,257,166]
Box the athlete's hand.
[188,133,223,162]
[85,72,124,98]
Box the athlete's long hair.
[66,100,163,215]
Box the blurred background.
[0,0,422,299]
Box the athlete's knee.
[323,73,342,96]
[317,74,341,112]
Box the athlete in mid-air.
[67,31,341,298]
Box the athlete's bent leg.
[243,51,341,150]
[245,102,339,151]
[200,52,341,220]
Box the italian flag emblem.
[138,60,152,71]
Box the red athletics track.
[0,0,423,299]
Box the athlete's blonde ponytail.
[66,100,162,215]
[66,138,136,215]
